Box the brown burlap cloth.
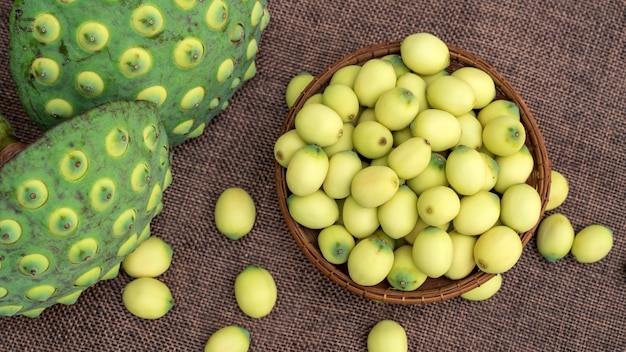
[1,1,625,351]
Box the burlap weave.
[0,1,624,351]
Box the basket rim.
[275,40,552,304]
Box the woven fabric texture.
[1,1,625,351]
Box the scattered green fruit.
[367,319,408,352]
[535,213,575,262]
[214,187,257,240]
[545,170,569,211]
[204,325,251,352]
[234,265,277,318]
[500,183,542,233]
[122,277,174,320]
[571,225,613,264]
[286,72,315,108]
[460,273,502,301]
[122,236,173,278]
[400,32,449,76]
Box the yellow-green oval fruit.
[445,231,478,280]
[342,195,380,239]
[445,145,485,196]
[317,224,356,265]
[294,103,344,147]
[122,236,173,278]
[322,84,360,123]
[234,265,277,319]
[473,226,523,274]
[500,183,542,233]
[350,165,400,208]
[493,145,534,194]
[286,144,329,197]
[204,325,250,352]
[357,107,377,124]
[274,129,307,168]
[287,190,338,229]
[387,137,431,180]
[387,245,427,291]
[303,93,323,106]
[412,226,453,278]
[374,87,420,131]
[396,72,428,113]
[452,191,501,236]
[392,127,413,147]
[404,217,447,245]
[410,108,462,152]
[456,112,483,150]
[329,64,361,88]
[571,225,613,264]
[382,54,410,78]
[545,170,569,211]
[460,273,502,301]
[426,75,475,116]
[352,120,393,159]
[214,187,256,240]
[347,234,394,286]
[480,152,499,191]
[451,67,496,109]
[323,150,362,199]
[378,185,419,239]
[417,186,460,227]
[405,153,448,196]
[535,213,575,262]
[122,277,174,320]
[367,319,408,352]
[482,115,526,157]
[420,69,449,86]
[477,99,520,127]
[286,72,314,108]
[323,123,355,158]
[353,58,397,107]
[400,32,449,76]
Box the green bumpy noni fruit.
[9,0,270,146]
[0,100,172,317]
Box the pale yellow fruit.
[456,112,483,150]
[352,120,394,159]
[445,231,478,280]
[452,191,500,236]
[214,187,257,240]
[571,225,613,263]
[374,87,420,131]
[353,58,397,107]
[286,144,329,197]
[323,123,355,157]
[302,92,323,106]
[342,195,380,239]
[285,72,314,108]
[287,190,339,229]
[460,273,502,301]
[417,185,460,227]
[294,103,344,147]
[392,127,414,147]
[317,224,356,265]
[477,99,520,127]
[482,115,526,157]
[420,69,448,86]
[535,213,575,262]
[387,245,427,291]
[323,150,362,199]
[122,277,174,320]
[493,145,534,194]
[273,129,307,168]
[480,152,499,191]
[122,236,173,278]
[473,226,522,274]
[426,75,475,116]
[411,226,453,278]
[451,66,496,109]
[405,153,448,195]
[545,170,569,211]
[400,32,450,75]
[329,64,361,88]
[410,108,462,151]
[500,183,542,233]
[445,145,485,196]
[347,235,394,286]
[350,165,400,208]
[396,72,429,113]
[367,319,408,352]
[204,326,250,352]
[322,84,360,123]
[387,136,432,180]
[234,265,277,319]
[357,107,377,124]
[378,185,419,239]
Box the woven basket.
[275,40,552,304]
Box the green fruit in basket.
[352,120,394,159]
[446,145,486,196]
[357,108,377,124]
[473,226,523,274]
[387,245,427,291]
[482,115,526,157]
[500,183,542,233]
[347,234,394,286]
[480,152,499,191]
[374,87,420,131]
[382,54,411,78]
[451,67,496,109]
[214,187,257,240]
[545,170,569,211]
[350,165,400,208]
[493,145,534,194]
[392,127,414,147]
[294,103,344,147]
[410,108,462,152]
[286,72,315,108]
[445,231,478,280]
[0,100,171,317]
[317,224,356,265]
[303,93,324,106]
[378,185,419,239]
[535,213,575,262]
[204,325,250,352]
[322,84,361,123]
[234,265,277,319]
[122,277,174,319]
[456,112,483,150]
[477,99,520,127]
[387,137,431,180]
[417,185,460,227]
[323,150,362,199]
[452,191,501,236]
[9,0,269,146]
[405,153,448,196]
[353,58,397,108]
[367,319,408,352]
[287,190,339,229]
[122,236,173,278]
[460,273,502,301]
[342,195,380,239]
[274,129,307,168]
[323,123,355,158]
[420,69,449,86]
[400,32,450,76]
[571,225,613,264]
[411,226,454,278]
[426,75,475,116]
[396,72,429,113]
[286,144,329,197]
[329,65,362,88]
